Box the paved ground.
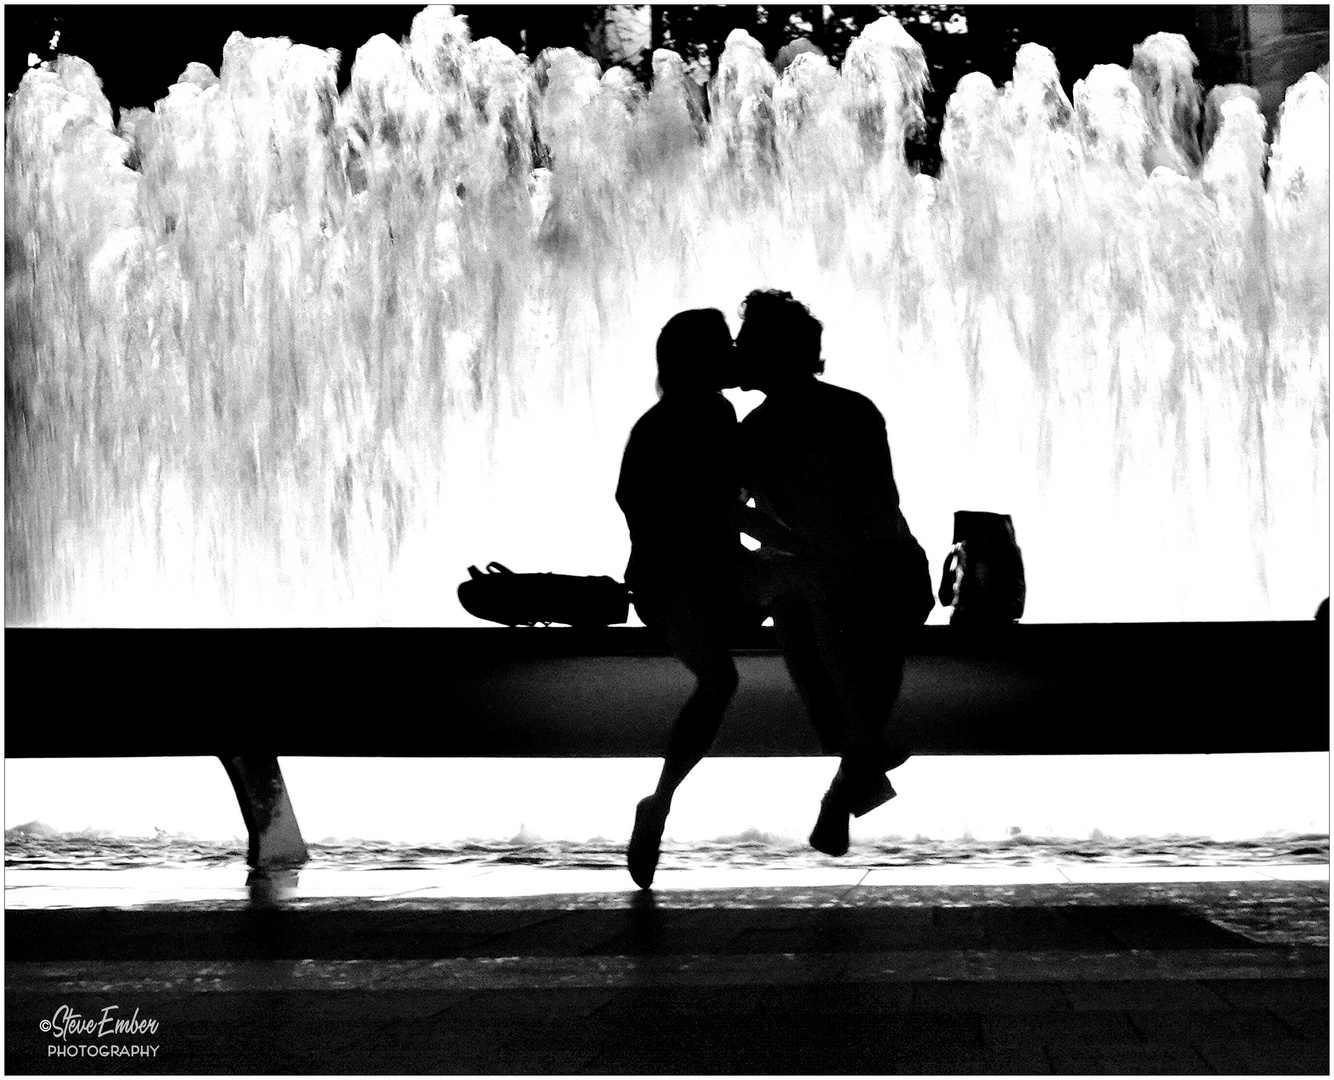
[5,867,1328,1074]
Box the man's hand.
[737,504,820,559]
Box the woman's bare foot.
[628,794,670,889]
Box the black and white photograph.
[3,3,1330,1073]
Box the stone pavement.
[5,867,1328,1074]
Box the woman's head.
[656,308,735,395]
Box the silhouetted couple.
[617,290,920,889]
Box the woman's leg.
[653,650,738,799]
[652,590,740,798]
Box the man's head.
[735,289,824,392]
[656,308,735,396]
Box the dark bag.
[458,562,630,627]
[937,510,1026,626]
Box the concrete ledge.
[4,622,1328,756]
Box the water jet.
[5,12,1327,625]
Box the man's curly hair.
[738,289,825,375]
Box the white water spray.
[5,12,1328,625]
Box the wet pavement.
[5,866,1328,1073]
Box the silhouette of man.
[735,288,914,856]
[616,308,750,889]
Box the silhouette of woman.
[615,309,750,889]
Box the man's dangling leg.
[803,572,908,848]
[823,569,910,813]
[769,590,849,754]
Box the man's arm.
[862,397,901,511]
[734,406,819,556]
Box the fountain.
[5,9,1328,625]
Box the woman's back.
[616,392,741,596]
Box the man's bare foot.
[834,762,898,818]
[809,791,851,856]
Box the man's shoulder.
[740,382,884,432]
[814,380,875,406]
[739,392,777,427]
[813,381,885,423]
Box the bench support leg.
[219,756,309,870]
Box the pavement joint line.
[835,869,873,901]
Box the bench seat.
[6,622,1326,758]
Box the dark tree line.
[5,5,1255,176]
[5,6,1230,103]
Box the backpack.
[458,562,630,627]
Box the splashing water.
[5,12,1328,625]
